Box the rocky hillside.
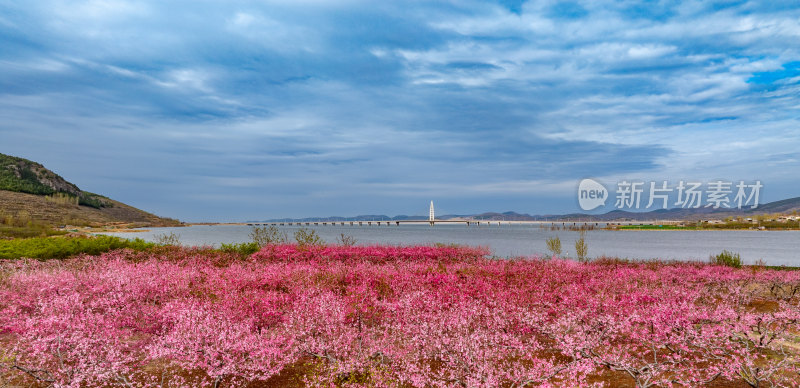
[0,153,180,227]
[0,154,80,194]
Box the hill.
[0,153,179,227]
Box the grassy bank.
[0,235,155,260]
[617,224,698,230]
[615,221,800,231]
[0,211,70,239]
[0,223,68,239]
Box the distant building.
[429,201,435,221]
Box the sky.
[1,0,799,222]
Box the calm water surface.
[103,224,800,266]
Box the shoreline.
[176,222,800,232]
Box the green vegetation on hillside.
[78,191,112,209]
[1,153,177,227]
[0,153,111,209]
[0,153,58,195]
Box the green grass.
[0,235,155,260]
[219,241,261,256]
[763,265,800,271]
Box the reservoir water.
[102,224,800,266]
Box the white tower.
[429,201,435,221]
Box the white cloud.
[224,10,320,53]
[157,69,213,93]
[48,0,151,37]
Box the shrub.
[336,233,357,246]
[14,210,31,227]
[154,232,181,246]
[711,250,742,268]
[294,228,324,247]
[545,236,562,256]
[219,242,261,257]
[77,193,110,209]
[45,192,79,207]
[249,226,287,246]
[0,224,67,239]
[0,213,66,239]
[575,231,588,262]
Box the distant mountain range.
[259,196,800,223]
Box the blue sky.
[1,0,799,221]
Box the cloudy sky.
[1,0,799,221]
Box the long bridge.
[247,201,680,227]
[250,220,502,227]
[246,220,675,227]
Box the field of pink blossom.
[0,244,799,387]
